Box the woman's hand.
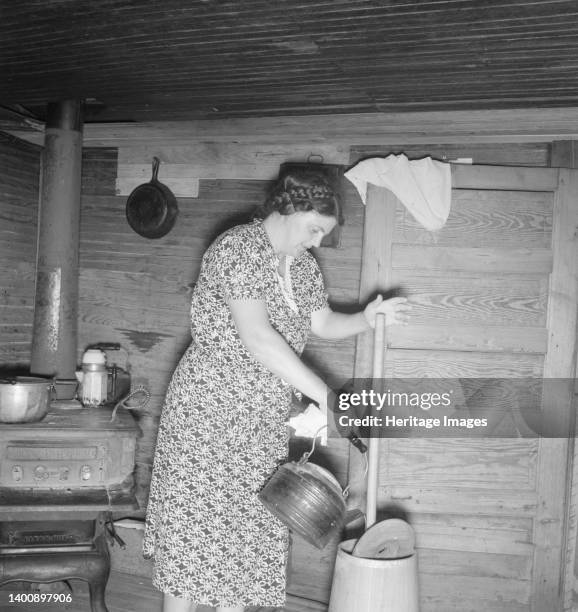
[363,295,411,328]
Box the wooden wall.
[0,133,40,367]
[77,138,568,608]
[3,128,578,610]
[347,163,578,612]
[78,140,553,509]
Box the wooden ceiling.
[2,0,578,124]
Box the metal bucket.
[258,455,346,549]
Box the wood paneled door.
[349,165,578,612]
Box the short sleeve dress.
[142,219,328,608]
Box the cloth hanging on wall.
[344,154,452,231]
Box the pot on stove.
[0,376,53,423]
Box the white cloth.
[345,154,452,231]
[287,403,327,446]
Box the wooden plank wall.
[378,190,548,612]
[550,142,578,612]
[76,139,557,607]
[80,140,550,511]
[4,134,571,608]
[0,132,40,367]
[346,159,578,612]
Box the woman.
[143,169,409,612]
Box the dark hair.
[255,168,344,225]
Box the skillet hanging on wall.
[126,157,179,239]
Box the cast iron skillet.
[126,157,179,239]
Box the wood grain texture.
[530,168,578,611]
[351,142,550,167]
[559,153,578,611]
[392,245,552,274]
[116,176,200,198]
[393,273,547,327]
[81,148,118,196]
[118,143,350,165]
[5,0,578,125]
[419,573,529,611]
[116,143,349,192]
[384,439,538,489]
[384,349,544,378]
[418,548,532,580]
[0,132,40,367]
[287,535,340,604]
[348,184,397,524]
[550,140,578,168]
[348,162,575,611]
[12,109,578,148]
[451,164,559,191]
[387,324,548,353]
[4,135,576,610]
[564,383,578,612]
[396,189,553,248]
[380,484,538,516]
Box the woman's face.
[281,210,337,257]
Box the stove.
[0,404,139,611]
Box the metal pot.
[0,376,53,423]
[125,157,179,239]
[258,453,347,549]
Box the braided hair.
[255,168,344,225]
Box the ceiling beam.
[6,107,578,148]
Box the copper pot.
[0,376,52,423]
[258,454,346,549]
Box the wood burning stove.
[0,100,140,611]
[0,404,139,612]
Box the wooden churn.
[328,314,419,611]
[328,531,419,612]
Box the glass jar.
[79,349,108,407]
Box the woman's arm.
[311,307,370,340]
[228,297,329,406]
[311,295,410,340]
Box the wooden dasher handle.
[366,312,386,528]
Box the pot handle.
[89,342,121,351]
[298,450,313,465]
[344,508,365,527]
[347,433,368,454]
[297,427,367,462]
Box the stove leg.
[87,530,110,612]
[88,579,109,612]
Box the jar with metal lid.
[77,349,108,407]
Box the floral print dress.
[143,219,328,607]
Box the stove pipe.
[30,100,83,379]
